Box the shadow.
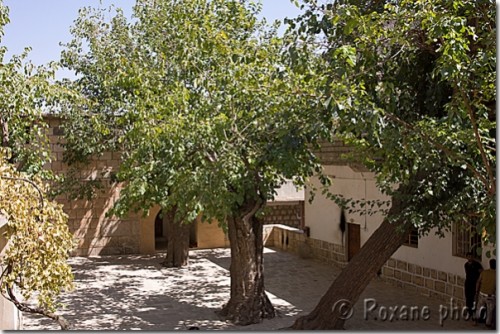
[22,253,233,330]
[22,249,481,331]
[204,247,337,314]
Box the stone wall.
[45,116,306,256]
[262,201,304,229]
[381,259,465,305]
[264,224,465,306]
[46,116,142,256]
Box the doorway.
[347,222,361,261]
[154,210,198,251]
[155,211,167,250]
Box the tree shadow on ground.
[22,249,481,331]
[22,253,232,330]
[23,249,331,330]
[204,247,337,312]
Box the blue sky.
[1,0,303,79]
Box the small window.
[403,226,419,248]
[453,220,482,259]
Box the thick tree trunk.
[218,197,276,325]
[289,189,411,330]
[161,207,190,268]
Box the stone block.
[425,278,434,289]
[394,270,402,280]
[408,263,415,274]
[413,275,424,287]
[387,259,396,268]
[430,269,437,279]
[396,260,407,271]
[415,265,422,276]
[402,272,412,283]
[438,271,448,282]
[423,267,430,277]
[435,281,446,293]
[453,286,464,298]
[383,267,395,277]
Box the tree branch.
[457,86,496,197]
[382,112,491,194]
[0,264,70,330]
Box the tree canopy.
[59,0,332,324]
[0,1,75,329]
[60,0,329,223]
[287,0,496,249]
[284,0,495,329]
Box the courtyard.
[22,248,485,331]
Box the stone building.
[266,141,495,307]
[44,115,304,256]
[44,115,495,306]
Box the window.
[453,220,482,259]
[403,226,419,248]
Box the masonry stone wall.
[45,116,305,256]
[262,201,304,229]
[264,225,466,306]
[381,259,465,305]
[44,117,469,305]
[46,116,142,256]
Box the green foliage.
[288,0,496,246]
[61,0,330,224]
[0,0,76,326]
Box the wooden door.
[347,223,361,261]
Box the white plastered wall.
[304,165,495,278]
[305,166,389,247]
[0,215,21,329]
[393,228,496,276]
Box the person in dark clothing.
[464,251,483,318]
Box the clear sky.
[1,0,303,79]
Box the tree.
[59,0,330,325]
[0,150,75,330]
[285,0,495,329]
[0,1,76,329]
[160,207,190,268]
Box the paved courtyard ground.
[22,248,488,331]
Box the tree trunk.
[289,189,411,330]
[0,117,9,148]
[161,206,190,268]
[217,197,276,325]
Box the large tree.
[0,1,75,329]
[285,0,495,329]
[60,0,330,325]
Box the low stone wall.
[264,224,465,306]
[381,259,465,305]
[262,201,304,229]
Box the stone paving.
[22,248,490,331]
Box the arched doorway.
[154,209,198,251]
[155,211,168,250]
